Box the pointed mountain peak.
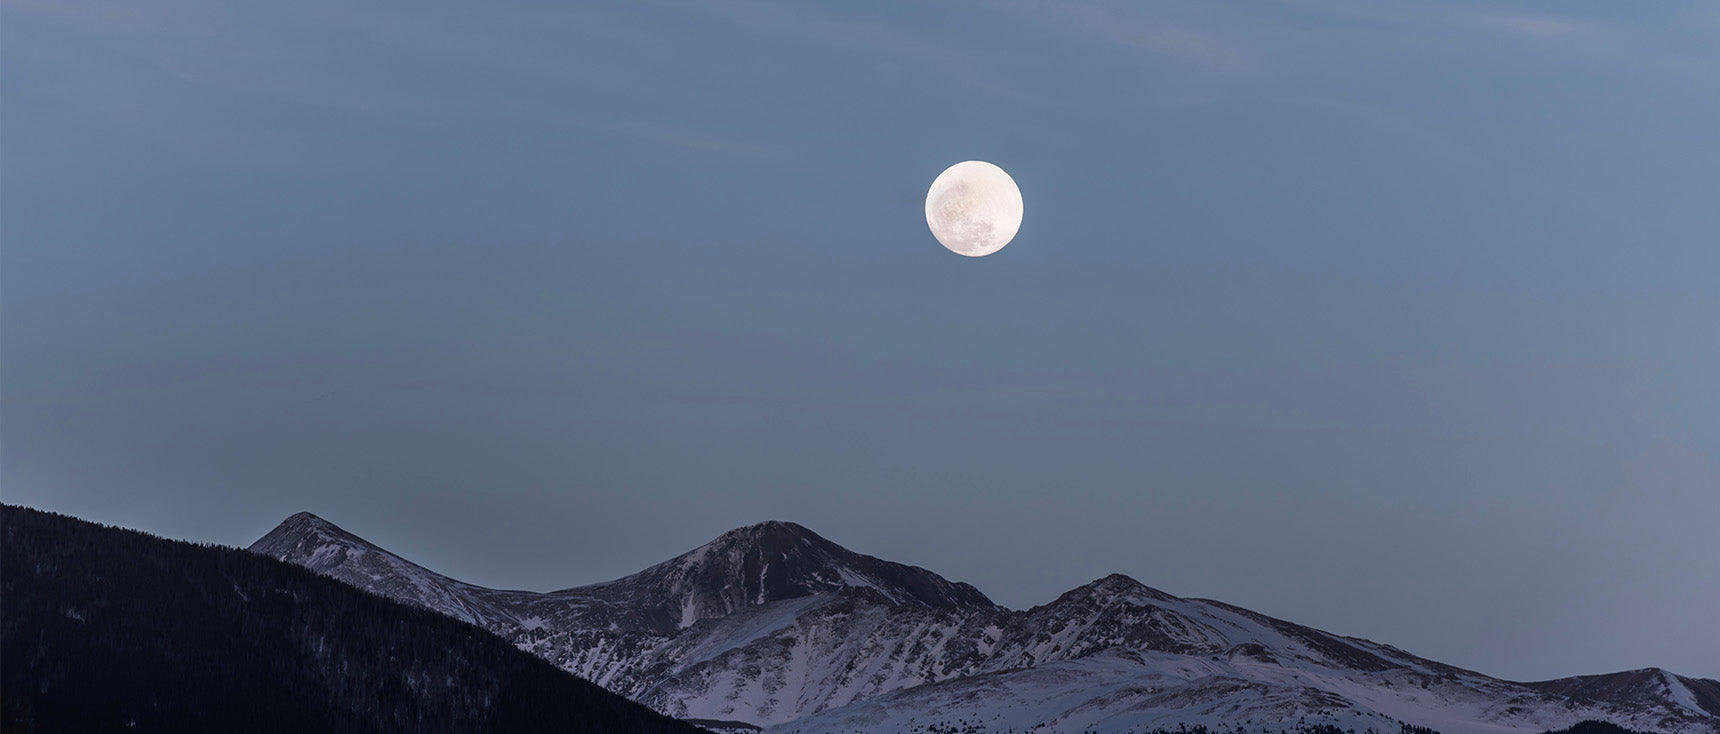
[711,519,819,540]
[603,521,998,631]
[726,519,810,533]
[248,511,515,627]
[251,511,376,563]
[718,519,811,536]
[274,510,344,532]
[1092,572,1146,589]
[251,511,375,557]
[1053,573,1178,606]
[701,520,838,556]
[275,511,342,535]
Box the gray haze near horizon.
[3,1,1716,681]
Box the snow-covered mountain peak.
[1048,573,1178,608]
[708,519,817,543]
[273,511,338,537]
[684,515,846,570]
[249,512,519,627]
[596,521,997,631]
[252,512,381,565]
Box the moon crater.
[925,161,1022,257]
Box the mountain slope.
[248,511,525,628]
[1528,671,1720,724]
[251,513,1720,733]
[1,505,707,734]
[251,514,995,633]
[567,519,998,630]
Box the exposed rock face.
[253,513,1720,733]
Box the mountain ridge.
[252,512,1720,733]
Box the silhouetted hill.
[0,505,707,734]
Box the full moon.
[925,160,1023,257]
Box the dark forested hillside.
[0,505,706,734]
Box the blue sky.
[4,1,1717,680]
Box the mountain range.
[251,513,1720,733]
